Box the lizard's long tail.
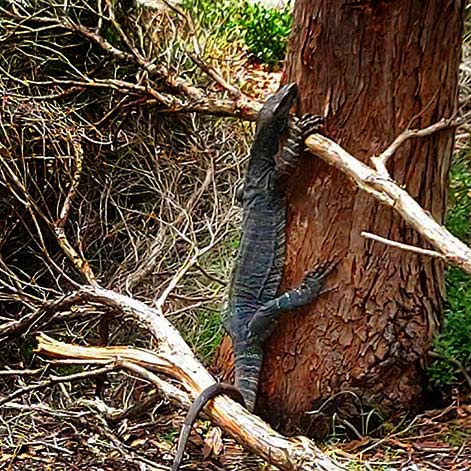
[172,383,244,471]
[234,350,263,412]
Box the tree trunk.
[255,0,464,434]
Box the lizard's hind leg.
[248,259,338,343]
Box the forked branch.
[371,117,461,176]
[305,121,471,273]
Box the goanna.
[224,82,335,412]
[171,83,335,471]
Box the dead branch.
[35,286,343,471]
[0,368,44,376]
[2,6,260,120]
[54,137,97,285]
[305,127,471,274]
[42,77,259,119]
[372,117,461,175]
[0,363,117,407]
[360,231,446,260]
[0,292,83,341]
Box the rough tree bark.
[254,0,465,433]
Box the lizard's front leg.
[276,114,324,177]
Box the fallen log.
[35,285,343,471]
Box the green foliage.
[445,158,471,243]
[181,0,240,32]
[181,0,293,67]
[429,154,471,388]
[231,2,293,66]
[443,425,471,447]
[161,430,179,443]
[183,307,225,362]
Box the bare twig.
[124,164,215,291]
[0,292,83,341]
[189,52,243,98]
[371,117,460,176]
[119,360,191,409]
[0,140,96,286]
[54,137,97,285]
[0,363,117,406]
[0,3,255,467]
[0,368,44,376]
[361,231,446,260]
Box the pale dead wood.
[361,231,446,260]
[0,368,43,376]
[305,131,471,274]
[35,286,344,471]
[371,117,461,176]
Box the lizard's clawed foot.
[289,114,324,138]
[298,114,324,139]
[301,259,339,290]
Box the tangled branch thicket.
[0,0,267,468]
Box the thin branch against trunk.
[35,286,343,471]
[371,117,461,176]
[360,232,446,260]
[305,132,471,273]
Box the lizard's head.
[257,82,298,134]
